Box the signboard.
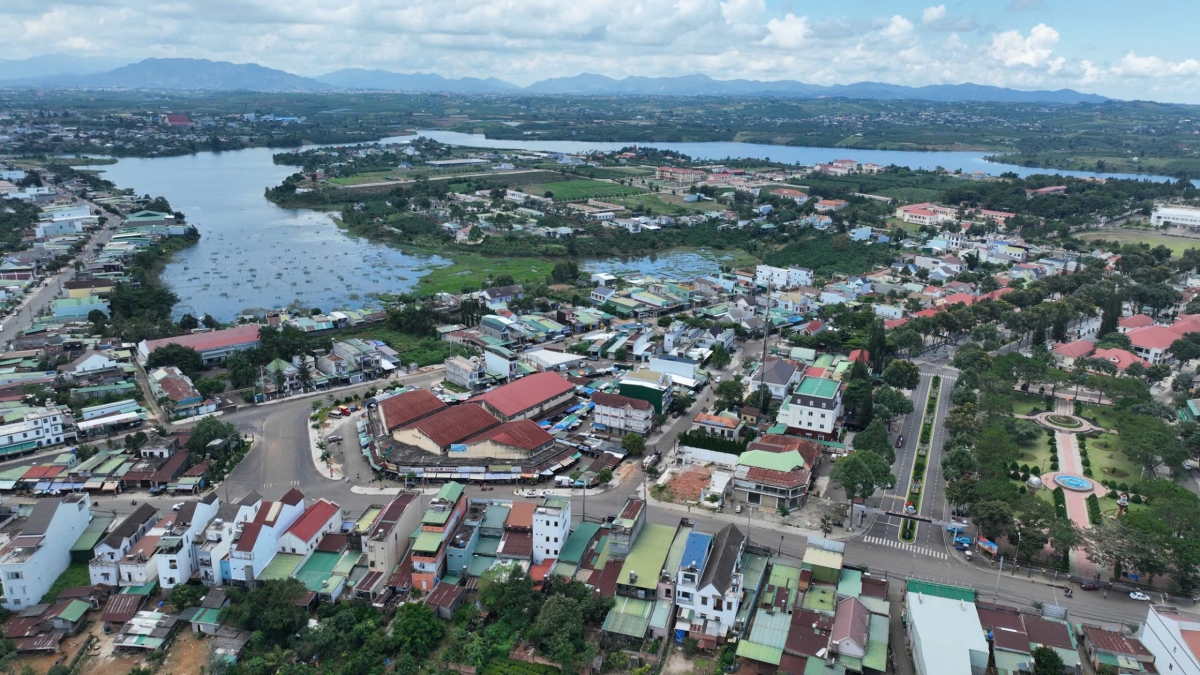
[976,537,999,555]
[450,444,468,453]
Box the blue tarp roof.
[680,532,712,573]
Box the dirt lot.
[666,467,713,502]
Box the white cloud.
[1111,51,1200,78]
[720,0,763,25]
[762,13,811,49]
[882,15,914,39]
[988,23,1059,68]
[922,5,946,24]
[921,5,976,32]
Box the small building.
[424,582,465,619]
[1081,625,1156,674]
[592,392,654,436]
[0,496,92,610]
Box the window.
[679,591,692,601]
[5,572,20,580]
[714,599,723,611]
[701,597,707,606]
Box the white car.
[171,503,183,511]
[1129,591,1152,601]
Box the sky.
[4,0,1200,102]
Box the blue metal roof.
[679,532,712,574]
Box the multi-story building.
[156,493,220,589]
[776,376,843,441]
[755,265,789,289]
[276,499,343,557]
[1139,604,1200,674]
[411,482,467,591]
[229,489,306,585]
[788,266,814,288]
[197,491,262,587]
[0,495,90,609]
[332,339,382,381]
[444,356,488,391]
[592,392,654,436]
[532,498,571,564]
[363,494,420,579]
[0,405,73,456]
[674,524,746,642]
[90,503,159,586]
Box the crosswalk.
[861,535,949,560]
[253,480,301,489]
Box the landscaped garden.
[1046,414,1083,429]
[1012,391,1054,416]
[1016,431,1058,474]
[1089,433,1143,482]
[1078,403,1121,431]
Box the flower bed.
[1046,414,1083,429]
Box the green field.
[527,180,645,201]
[1018,433,1057,473]
[1079,229,1200,257]
[1079,403,1121,430]
[1013,392,1054,416]
[1089,433,1142,482]
[414,252,557,295]
[613,191,714,214]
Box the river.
[96,132,1174,321]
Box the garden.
[1088,433,1142,482]
[1012,391,1054,416]
[1046,414,1083,429]
[901,376,939,542]
[1077,403,1121,431]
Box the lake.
[96,131,1171,321]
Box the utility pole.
[759,278,772,411]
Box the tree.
[852,419,892,462]
[168,582,206,610]
[867,320,888,374]
[186,416,239,457]
[882,359,921,389]
[971,500,1014,541]
[1032,646,1065,675]
[201,313,220,330]
[530,595,588,668]
[715,379,746,410]
[146,344,204,378]
[842,379,874,427]
[220,579,308,645]
[1117,414,1188,475]
[874,385,914,426]
[830,450,895,517]
[1098,294,1121,337]
[622,433,646,456]
[193,377,226,399]
[945,477,977,508]
[178,313,199,331]
[942,448,979,482]
[614,347,627,362]
[596,467,614,484]
[392,602,446,658]
[709,344,732,369]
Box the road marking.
[862,535,948,560]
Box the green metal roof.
[119,581,158,595]
[737,553,771,624]
[481,505,509,531]
[837,568,862,598]
[475,536,502,557]
[748,609,791,650]
[905,579,976,602]
[559,523,600,564]
[191,607,222,626]
[413,530,447,554]
[57,599,90,622]
[619,523,676,590]
[422,509,452,526]
[295,552,341,592]
[550,561,577,579]
[736,640,783,665]
[801,585,836,614]
[739,450,807,472]
[601,596,654,638]
[768,562,803,590]
[468,555,497,577]
[663,525,693,576]
[865,614,890,671]
[71,514,115,552]
[795,376,840,399]
[332,550,359,576]
[259,553,304,581]
[437,481,465,503]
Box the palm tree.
[820,515,834,536]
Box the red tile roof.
[499,531,533,558]
[592,391,652,411]
[284,499,340,544]
[743,466,810,489]
[280,488,305,506]
[380,389,447,431]
[884,318,909,330]
[506,502,535,530]
[1119,314,1156,329]
[1128,324,1181,351]
[940,293,976,307]
[1052,340,1094,359]
[316,533,348,552]
[473,372,574,419]
[403,404,500,449]
[1091,348,1147,371]
[157,375,200,403]
[1082,625,1153,657]
[848,349,869,363]
[234,522,264,552]
[465,419,554,452]
[142,325,259,356]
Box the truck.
[339,406,351,417]
[555,476,574,487]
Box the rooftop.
[618,523,677,590]
[794,376,841,399]
[473,372,574,418]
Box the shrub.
[1119,482,1129,492]
[1107,490,1118,499]
[1019,485,1027,494]
[1086,494,1102,524]
[1083,467,1093,477]
[1010,461,1020,472]
[1081,457,1091,468]
[1020,472,1030,482]
[1020,463,1030,473]
[1050,462,1059,471]
[1010,471,1021,480]
[1131,494,1143,504]
[1030,466,1041,476]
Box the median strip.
[901,375,940,542]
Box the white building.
[90,504,159,586]
[1152,205,1200,229]
[363,494,422,580]
[0,495,91,609]
[787,266,814,288]
[592,392,654,436]
[155,493,220,589]
[229,489,306,584]
[197,492,263,587]
[1139,604,1200,675]
[755,265,789,289]
[649,354,701,381]
[872,304,905,320]
[905,591,989,675]
[276,499,342,557]
[776,376,843,441]
[674,524,746,640]
[532,498,571,564]
[0,406,73,456]
[445,356,487,390]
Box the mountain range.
[0,57,1109,104]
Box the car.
[895,435,904,448]
[1129,591,1152,601]
[326,435,343,443]
[955,543,970,551]
[523,490,538,498]
[1080,581,1100,591]
[953,536,972,547]
[171,503,183,511]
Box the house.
[138,325,260,366]
[1127,325,1183,365]
[1119,314,1156,334]
[674,524,746,642]
[424,582,465,620]
[276,499,342,557]
[776,376,843,441]
[692,412,744,439]
[591,286,617,305]
[732,450,812,510]
[411,482,468,590]
[148,366,214,419]
[755,265,790,289]
[905,589,990,675]
[532,498,571,564]
[444,356,488,391]
[359,493,420,597]
[1091,348,1148,373]
[814,199,849,212]
[0,405,73,456]
[156,493,220,589]
[481,284,524,308]
[229,489,306,585]
[1052,340,1094,367]
[90,504,159,586]
[831,597,871,661]
[197,492,263,587]
[1139,604,1200,675]
[473,371,576,422]
[592,392,654,436]
[1081,625,1156,674]
[0,495,91,609]
[753,359,801,400]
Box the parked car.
[171,503,183,511]
[895,435,904,448]
[1130,591,1152,601]
[1080,581,1100,591]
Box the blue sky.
[3,0,1199,102]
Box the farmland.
[526,179,645,201]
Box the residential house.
[148,367,214,419]
[1081,625,1156,675]
[0,405,73,456]
[0,495,90,609]
[592,392,654,436]
[692,412,744,439]
[732,450,813,510]
[411,482,467,590]
[533,498,571,564]
[674,524,746,642]
[197,492,263,587]
[905,590,990,675]
[359,494,420,596]
[776,376,844,441]
[229,489,306,585]
[156,493,220,589]
[753,359,801,400]
[481,285,524,308]
[444,356,487,391]
[276,499,343,557]
[1139,604,1200,675]
[90,504,159,586]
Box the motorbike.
[1064,588,1073,598]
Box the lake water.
[96,130,1175,320]
[98,148,449,320]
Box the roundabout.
[1046,414,1083,429]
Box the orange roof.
[507,502,535,530]
[1119,314,1155,329]
[848,349,869,363]
[939,293,976,307]
[1128,325,1181,351]
[465,419,553,452]
[1052,340,1094,359]
[884,318,909,330]
[695,413,739,429]
[473,372,574,418]
[403,404,500,448]
[143,324,259,355]
[1091,348,1147,371]
[380,389,447,431]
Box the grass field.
[1089,433,1142,481]
[527,179,645,201]
[1079,229,1200,257]
[613,191,713,214]
[1013,392,1054,416]
[43,563,91,603]
[1079,403,1121,430]
[415,253,556,295]
[1018,433,1057,473]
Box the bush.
[1131,494,1143,504]
[1030,466,1041,476]
[1081,457,1091,468]
[1020,464,1030,474]
[1086,494,1102,524]
[1020,472,1030,482]
[1119,482,1129,492]
[1010,471,1021,480]
[1050,462,1059,471]
[1083,467,1093,477]
[1010,461,1020,472]
[1107,490,1118,498]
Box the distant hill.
[0,58,1109,103]
[0,58,334,91]
[317,69,518,93]
[0,55,133,81]
[522,73,1108,103]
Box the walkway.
[1052,431,1099,580]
